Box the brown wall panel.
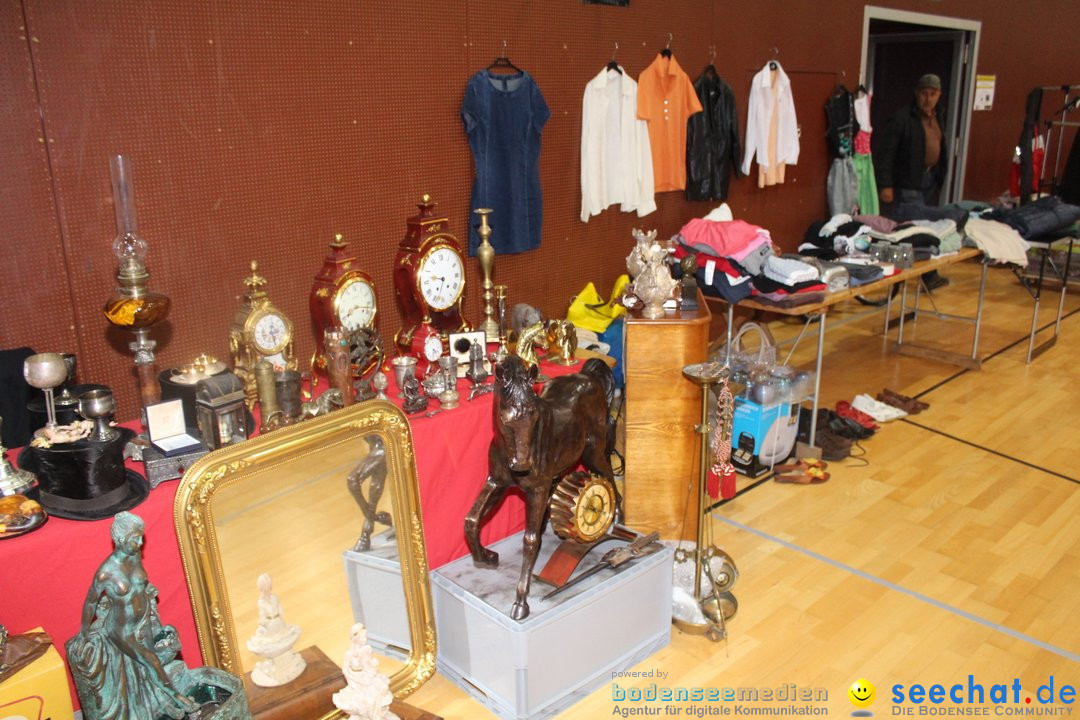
[3,0,1077,420]
[0,0,77,355]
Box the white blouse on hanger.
[580,66,656,222]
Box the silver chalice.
[79,388,120,442]
[23,353,69,432]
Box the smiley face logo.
[848,678,876,708]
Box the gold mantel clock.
[394,194,470,357]
[229,260,297,406]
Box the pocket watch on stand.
[394,194,470,365]
[229,260,297,406]
[309,233,378,377]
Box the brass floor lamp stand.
[678,361,739,642]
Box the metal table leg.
[1027,246,1049,363]
[897,281,909,344]
[972,261,988,361]
[726,304,734,365]
[807,313,826,448]
[1054,237,1074,337]
[883,281,894,335]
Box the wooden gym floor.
[406,257,1080,717]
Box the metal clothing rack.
[1037,84,1080,198]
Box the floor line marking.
[902,419,1079,485]
[713,514,1080,664]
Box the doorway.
[860,7,981,204]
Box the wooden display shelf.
[622,291,711,541]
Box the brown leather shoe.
[812,427,852,461]
[877,391,922,415]
[882,388,929,411]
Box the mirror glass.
[175,401,435,701]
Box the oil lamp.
[101,155,170,410]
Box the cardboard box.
[731,398,800,477]
[0,631,74,720]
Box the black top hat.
[18,427,148,521]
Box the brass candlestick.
[101,155,170,409]
[474,208,499,342]
[494,284,509,362]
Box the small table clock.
[394,194,470,359]
[229,260,297,406]
[310,233,377,375]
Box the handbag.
[566,275,630,334]
[718,321,777,373]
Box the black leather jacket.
[875,101,946,192]
[686,69,742,201]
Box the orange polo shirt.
[637,54,703,192]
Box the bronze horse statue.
[465,354,619,620]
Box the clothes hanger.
[488,40,522,74]
[660,33,673,58]
[606,41,622,74]
[704,45,718,77]
[834,70,848,96]
[768,46,779,71]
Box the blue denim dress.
[462,70,550,255]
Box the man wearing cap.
[876,73,949,289]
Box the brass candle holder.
[494,284,509,362]
[474,208,499,343]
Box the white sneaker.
[852,393,907,422]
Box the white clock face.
[424,333,444,362]
[418,245,464,311]
[253,313,288,353]
[335,277,376,331]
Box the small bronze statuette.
[545,319,578,366]
[680,253,699,311]
[347,436,393,552]
[515,321,548,367]
[401,374,429,415]
[325,327,354,407]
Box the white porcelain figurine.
[332,623,398,720]
[245,573,305,687]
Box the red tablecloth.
[0,357,581,708]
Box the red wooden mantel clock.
[309,233,377,375]
[394,195,471,373]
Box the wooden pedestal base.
[243,645,441,720]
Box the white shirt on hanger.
[580,66,656,222]
[741,61,800,185]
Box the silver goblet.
[23,353,69,431]
[55,353,79,407]
[79,389,120,442]
[391,356,418,398]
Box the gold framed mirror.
[174,400,436,703]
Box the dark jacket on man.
[875,101,946,193]
[685,69,742,201]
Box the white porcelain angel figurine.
[245,573,305,687]
[332,623,398,720]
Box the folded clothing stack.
[763,255,819,285]
[985,195,1080,239]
